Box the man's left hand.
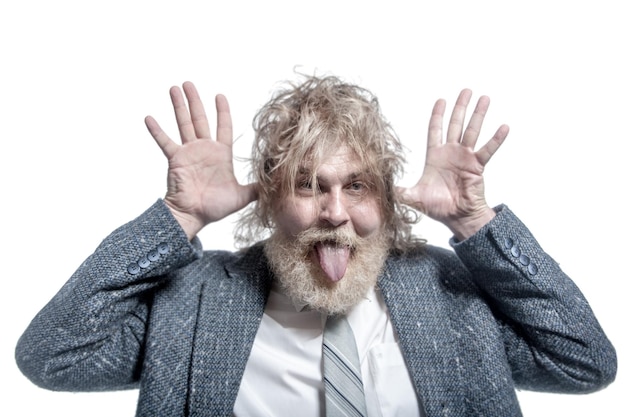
[397,89,509,240]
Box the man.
[16,75,616,416]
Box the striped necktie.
[323,314,368,417]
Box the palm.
[411,143,488,221]
[165,138,249,224]
[145,82,256,238]
[399,89,509,236]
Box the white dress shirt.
[233,285,423,416]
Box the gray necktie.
[323,314,368,417]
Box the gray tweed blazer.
[16,200,616,416]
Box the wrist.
[445,207,495,241]
[163,200,205,240]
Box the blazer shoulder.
[387,244,465,272]
[384,244,475,293]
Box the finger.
[446,89,472,144]
[182,81,212,139]
[475,124,510,166]
[461,95,490,149]
[145,116,178,159]
[170,86,196,144]
[427,98,446,149]
[215,94,233,146]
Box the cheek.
[350,200,383,237]
[274,199,318,236]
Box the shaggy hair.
[235,74,422,251]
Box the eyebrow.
[297,168,367,183]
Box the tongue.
[315,243,350,282]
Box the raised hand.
[398,89,509,240]
[145,82,257,239]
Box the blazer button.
[138,256,150,268]
[510,245,521,258]
[147,249,160,262]
[504,237,514,249]
[528,263,538,275]
[157,242,170,255]
[519,254,530,266]
[127,263,140,275]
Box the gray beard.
[264,227,390,315]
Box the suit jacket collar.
[189,245,468,416]
[187,244,274,416]
[379,252,467,417]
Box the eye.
[347,181,367,193]
[296,176,318,195]
[298,178,313,190]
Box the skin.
[271,146,384,280]
[272,146,383,239]
[397,89,510,240]
[144,82,509,243]
[145,84,257,240]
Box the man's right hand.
[145,82,258,240]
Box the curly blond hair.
[235,74,422,251]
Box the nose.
[319,189,350,227]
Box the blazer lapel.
[187,245,273,416]
[379,254,467,417]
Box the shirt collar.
[271,281,376,313]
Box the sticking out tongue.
[315,242,350,282]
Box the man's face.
[274,145,383,279]
[265,145,388,314]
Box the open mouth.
[314,240,352,282]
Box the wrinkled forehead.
[304,143,361,168]
[295,143,372,179]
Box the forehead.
[299,145,365,177]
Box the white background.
[1,1,623,415]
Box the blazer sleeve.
[451,205,617,393]
[15,199,203,392]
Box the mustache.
[295,226,365,249]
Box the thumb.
[395,185,426,213]
[238,183,259,208]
